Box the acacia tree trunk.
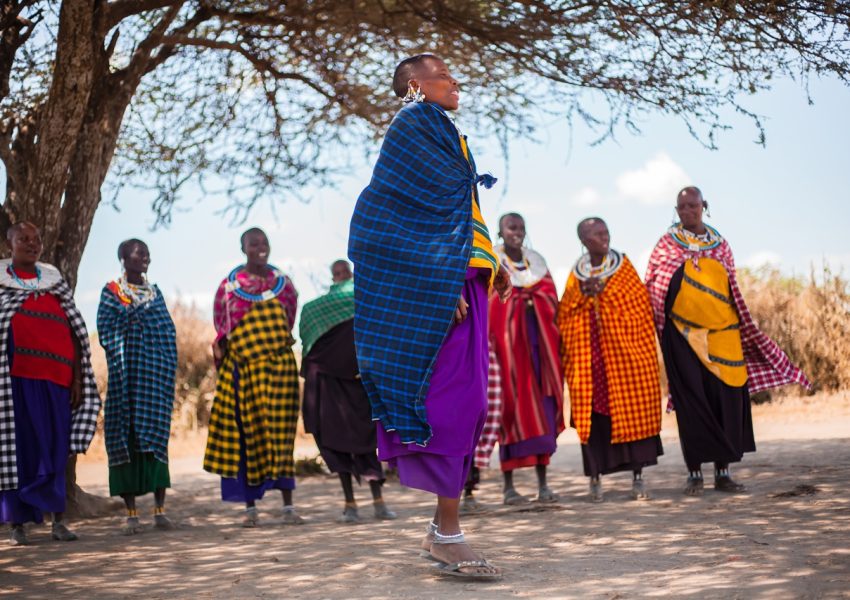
[7,0,97,255]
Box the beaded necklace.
[669,223,722,252]
[226,265,286,302]
[8,265,42,290]
[573,249,623,282]
[117,276,157,305]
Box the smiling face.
[410,58,461,111]
[500,215,526,252]
[242,229,270,268]
[7,223,43,271]
[122,241,150,276]
[579,219,610,258]
[676,188,706,232]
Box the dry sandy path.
[1,395,848,599]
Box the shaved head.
[6,221,39,242]
[577,217,606,242]
[392,54,438,98]
[677,186,703,202]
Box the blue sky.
[73,75,849,339]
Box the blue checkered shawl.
[349,102,487,446]
[97,285,177,467]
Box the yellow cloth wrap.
[204,299,299,484]
[459,136,498,285]
[671,258,748,387]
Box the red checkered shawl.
[490,273,565,446]
[645,231,810,394]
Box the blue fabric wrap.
[97,287,177,467]
[349,101,489,446]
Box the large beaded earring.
[704,201,711,218]
[403,81,425,103]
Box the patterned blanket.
[645,229,810,394]
[299,279,355,357]
[349,101,491,445]
[559,255,662,444]
[98,285,177,467]
[204,299,299,484]
[0,264,100,490]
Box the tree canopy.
[1,1,848,287]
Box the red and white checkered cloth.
[474,342,503,468]
[645,232,811,395]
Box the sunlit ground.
[1,393,848,599]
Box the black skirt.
[660,267,756,470]
[301,319,383,482]
[581,412,663,478]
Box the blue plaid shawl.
[97,285,177,467]
[349,102,490,445]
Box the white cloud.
[744,251,782,269]
[571,186,602,207]
[615,152,691,205]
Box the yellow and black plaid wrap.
[204,299,299,484]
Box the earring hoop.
[403,82,425,104]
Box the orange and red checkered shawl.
[645,229,810,394]
[490,272,565,446]
[558,255,662,445]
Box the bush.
[738,262,850,396]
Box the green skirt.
[108,431,171,497]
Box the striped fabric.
[0,270,100,490]
[474,342,503,469]
[98,285,177,467]
[645,228,810,394]
[460,136,499,280]
[349,101,497,446]
[204,299,299,484]
[558,255,662,445]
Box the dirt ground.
[1,393,848,599]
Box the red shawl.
[489,273,565,446]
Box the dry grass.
[739,262,850,396]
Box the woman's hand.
[493,265,512,303]
[454,295,469,324]
[580,276,605,297]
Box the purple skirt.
[377,268,489,498]
[220,365,295,503]
[0,376,71,524]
